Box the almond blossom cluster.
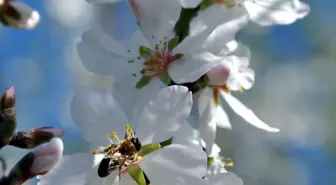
[35,0,310,185]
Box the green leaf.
[159,72,171,85]
[139,46,152,57]
[138,143,161,157]
[174,8,198,44]
[136,76,152,89]
[127,165,146,185]
[159,137,173,148]
[200,0,215,10]
[207,157,215,167]
[168,36,179,51]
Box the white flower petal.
[169,51,224,83]
[245,0,310,26]
[198,5,249,53]
[197,88,212,116]
[92,2,137,40]
[207,172,243,185]
[71,87,128,145]
[131,0,180,41]
[113,78,162,120]
[130,79,162,124]
[135,86,192,145]
[174,5,247,54]
[179,0,202,8]
[207,156,227,175]
[215,106,232,129]
[77,28,146,78]
[30,138,63,175]
[211,144,221,157]
[198,101,217,155]
[37,153,91,185]
[221,92,280,132]
[224,56,255,91]
[139,144,207,185]
[173,121,201,148]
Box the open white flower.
[77,3,249,91]
[38,86,209,185]
[209,0,310,26]
[173,120,243,185]
[197,41,279,152]
[0,0,40,29]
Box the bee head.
[130,137,142,151]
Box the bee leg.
[118,157,127,181]
[133,153,138,162]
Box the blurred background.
[0,0,334,184]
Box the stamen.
[112,132,120,142]
[220,85,230,93]
[92,150,98,155]
[238,88,244,93]
[213,88,220,107]
[224,158,234,168]
[126,124,135,138]
[106,134,114,144]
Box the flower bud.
[206,62,231,86]
[1,138,63,185]
[9,127,64,149]
[0,0,40,29]
[0,87,16,149]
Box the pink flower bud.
[9,127,64,149]
[30,137,63,175]
[206,63,231,86]
[2,138,63,184]
[0,86,15,112]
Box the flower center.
[139,39,181,77]
[92,124,143,177]
[134,37,183,89]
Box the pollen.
[112,132,117,139]
[137,156,142,161]
[92,150,98,155]
[224,158,235,168]
[238,88,244,93]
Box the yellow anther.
[224,162,234,168]
[127,130,132,138]
[105,134,111,139]
[107,143,112,147]
[112,132,117,139]
[126,124,131,130]
[238,88,244,93]
[137,156,142,161]
[92,150,98,155]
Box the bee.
[94,125,143,179]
